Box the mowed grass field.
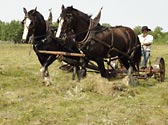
[0,43,168,125]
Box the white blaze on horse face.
[22,18,31,40]
[56,17,64,37]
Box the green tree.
[9,20,23,43]
[133,26,141,35]
[53,22,58,27]
[0,22,9,41]
[150,26,163,43]
[0,20,23,43]
[102,23,111,27]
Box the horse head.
[56,5,102,42]
[56,5,91,41]
[21,7,46,43]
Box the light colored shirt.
[138,34,153,51]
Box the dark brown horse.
[21,8,89,85]
[56,5,141,78]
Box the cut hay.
[69,73,138,97]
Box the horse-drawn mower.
[137,57,165,82]
[38,50,165,82]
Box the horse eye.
[21,20,25,27]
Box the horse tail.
[133,34,141,71]
[125,27,141,71]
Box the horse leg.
[130,60,138,71]
[72,66,80,81]
[131,50,141,75]
[77,58,88,79]
[95,58,109,78]
[120,57,139,76]
[77,67,86,80]
[40,55,56,86]
[71,65,86,81]
[72,66,76,80]
[40,66,52,86]
[129,60,140,76]
[119,57,130,70]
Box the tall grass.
[0,43,168,125]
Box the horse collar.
[32,34,46,45]
[77,19,94,47]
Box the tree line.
[0,20,23,43]
[0,20,167,44]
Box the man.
[138,26,153,68]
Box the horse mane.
[28,9,46,25]
[67,6,91,22]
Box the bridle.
[59,12,96,48]
[22,15,47,44]
[59,13,74,34]
[22,16,34,30]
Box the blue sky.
[0,0,168,31]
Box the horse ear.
[48,8,52,23]
[93,7,103,27]
[61,4,65,10]
[34,7,37,11]
[23,7,27,15]
[32,7,37,15]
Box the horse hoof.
[72,77,75,80]
[77,79,80,82]
[45,81,52,86]
[43,77,52,86]
[42,80,52,86]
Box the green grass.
[0,43,168,125]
